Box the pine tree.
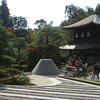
[0,0,10,27]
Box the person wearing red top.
[71,60,76,67]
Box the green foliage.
[0,24,17,67]
[6,68,22,77]
[0,1,100,82]
[35,19,47,29]
[11,16,27,29]
[65,4,78,19]
[12,37,28,66]
[86,7,94,15]
[0,25,10,65]
[60,20,68,28]
[0,68,31,85]
[0,75,31,85]
[11,75,30,85]
[11,64,19,68]
[15,28,29,37]
[0,67,21,78]
[95,3,100,14]
[64,4,94,25]
[0,0,10,27]
[0,26,8,49]
[12,37,27,50]
[2,55,16,66]
[11,64,28,71]
[27,45,63,71]
[25,31,36,43]
[0,68,8,78]
[20,49,28,65]
[27,47,41,71]
[6,41,18,58]
[33,25,63,47]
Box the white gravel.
[26,73,62,86]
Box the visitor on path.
[82,64,88,79]
[78,64,83,77]
[76,58,83,77]
[71,60,76,67]
[93,62,100,79]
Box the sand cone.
[32,59,60,75]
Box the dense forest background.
[0,0,100,84]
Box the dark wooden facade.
[74,29,100,44]
[60,14,100,65]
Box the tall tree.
[0,0,10,27]
[0,25,8,58]
[95,3,100,14]
[10,16,28,37]
[64,4,92,25]
[0,24,16,66]
[65,4,78,19]
[11,16,27,29]
[34,19,47,29]
[13,37,27,67]
[33,25,62,47]
[86,7,94,15]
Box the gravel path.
[0,76,100,100]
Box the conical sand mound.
[32,59,60,75]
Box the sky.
[0,0,99,29]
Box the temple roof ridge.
[63,14,100,29]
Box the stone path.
[0,77,100,100]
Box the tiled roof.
[63,14,100,29]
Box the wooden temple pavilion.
[59,14,100,65]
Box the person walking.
[93,62,100,79]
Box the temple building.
[59,14,100,65]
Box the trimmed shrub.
[0,69,8,78]
[10,75,30,85]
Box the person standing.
[93,63,100,79]
[71,60,76,67]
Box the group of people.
[67,55,100,79]
[71,58,88,78]
[70,58,100,79]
